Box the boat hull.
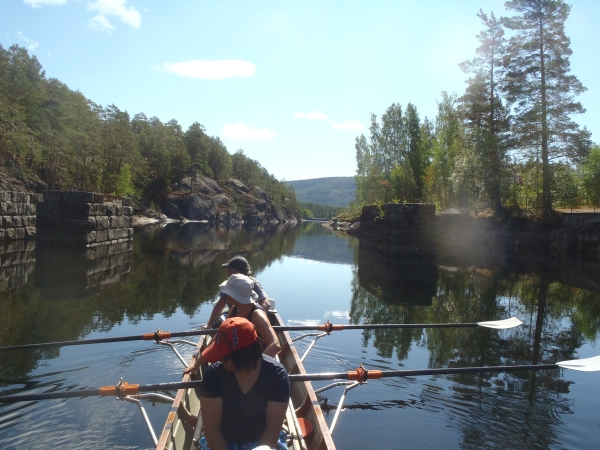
[155,310,336,450]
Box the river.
[1,221,600,449]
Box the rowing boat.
[155,308,336,450]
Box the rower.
[184,274,281,376]
[197,317,289,450]
[204,256,271,330]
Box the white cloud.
[24,0,67,7]
[221,123,276,141]
[294,111,329,120]
[16,32,39,51]
[160,60,256,80]
[330,120,364,131]
[88,0,141,29]
[89,14,115,30]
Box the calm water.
[1,222,600,449]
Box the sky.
[2,0,600,181]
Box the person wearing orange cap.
[198,317,289,450]
[185,274,280,375]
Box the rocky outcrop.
[163,175,299,226]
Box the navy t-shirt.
[199,354,290,444]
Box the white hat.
[219,274,258,304]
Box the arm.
[258,297,271,311]
[252,310,281,357]
[205,296,228,329]
[183,353,205,375]
[200,396,229,450]
[257,400,288,448]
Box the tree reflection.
[350,245,600,448]
[0,222,301,381]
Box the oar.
[0,318,522,352]
[1,354,598,404]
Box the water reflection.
[0,223,301,382]
[1,222,600,449]
[349,241,600,449]
[0,241,35,293]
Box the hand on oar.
[0,317,523,352]
[1,354,598,404]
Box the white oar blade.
[477,317,523,329]
[557,355,600,372]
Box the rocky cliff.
[162,175,300,226]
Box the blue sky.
[2,0,599,181]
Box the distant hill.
[287,176,356,206]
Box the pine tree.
[459,10,511,212]
[502,0,589,214]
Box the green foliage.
[298,201,343,218]
[550,162,579,209]
[502,0,590,214]
[301,208,314,219]
[581,146,600,208]
[350,1,594,215]
[113,164,135,197]
[0,44,297,214]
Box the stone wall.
[0,241,35,292]
[36,191,134,247]
[0,192,42,241]
[561,212,600,228]
[357,203,437,256]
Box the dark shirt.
[199,354,290,444]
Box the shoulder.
[200,362,227,397]
[203,361,226,380]
[261,354,287,375]
[260,355,290,400]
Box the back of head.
[222,256,252,275]
[202,317,261,366]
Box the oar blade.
[557,355,600,372]
[477,317,522,329]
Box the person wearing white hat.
[184,274,280,376]
[204,256,271,330]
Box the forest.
[0,44,299,215]
[298,201,345,219]
[354,0,600,217]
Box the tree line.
[354,0,599,216]
[298,201,344,219]
[0,44,299,215]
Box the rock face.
[163,176,299,225]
